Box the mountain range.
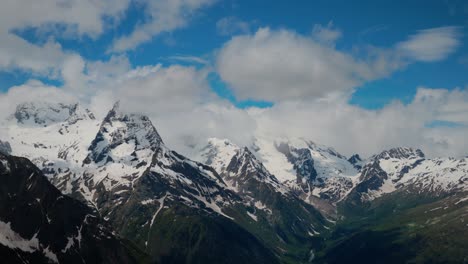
[0,101,466,263]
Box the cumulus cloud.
[0,2,117,123]
[0,80,78,122]
[0,36,66,77]
[216,27,392,102]
[86,55,132,83]
[95,64,216,113]
[0,8,466,161]
[396,26,462,62]
[1,58,467,159]
[0,0,129,38]
[0,0,215,78]
[0,0,129,78]
[84,63,257,155]
[216,26,463,103]
[413,87,468,125]
[110,0,215,52]
[0,61,256,157]
[249,87,468,158]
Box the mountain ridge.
[0,152,141,264]
[1,101,467,263]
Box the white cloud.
[61,55,87,92]
[0,36,66,77]
[0,0,129,38]
[396,26,461,62]
[152,103,257,158]
[104,64,216,113]
[413,87,468,125]
[1,62,468,160]
[110,0,215,52]
[0,9,466,161]
[0,0,130,78]
[311,21,342,46]
[216,27,391,102]
[86,55,132,83]
[216,16,251,36]
[51,54,132,100]
[64,62,257,155]
[216,26,463,103]
[0,80,78,121]
[0,0,216,79]
[167,55,210,65]
[249,87,468,158]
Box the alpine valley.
[0,101,467,264]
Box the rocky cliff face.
[0,153,139,264]
[0,140,11,155]
[346,147,468,203]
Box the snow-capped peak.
[300,139,348,160]
[254,136,357,183]
[374,147,425,160]
[199,138,240,174]
[197,138,286,194]
[198,138,273,180]
[226,147,270,178]
[353,147,467,202]
[84,102,163,166]
[246,136,360,204]
[13,102,95,126]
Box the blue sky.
[1,0,467,110]
[1,0,468,157]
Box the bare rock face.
[0,153,139,264]
[0,140,11,155]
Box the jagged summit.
[374,147,425,160]
[226,147,272,179]
[199,138,277,182]
[275,141,318,183]
[84,102,163,165]
[348,154,364,170]
[348,154,362,163]
[197,138,286,192]
[301,139,348,160]
[349,146,467,202]
[201,136,359,205]
[43,103,237,223]
[0,153,138,263]
[254,136,357,183]
[2,100,467,263]
[14,101,95,126]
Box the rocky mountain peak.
[301,139,347,160]
[226,147,271,180]
[0,153,139,263]
[348,154,362,163]
[348,154,363,170]
[84,103,163,165]
[374,147,425,160]
[276,141,318,182]
[14,101,95,126]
